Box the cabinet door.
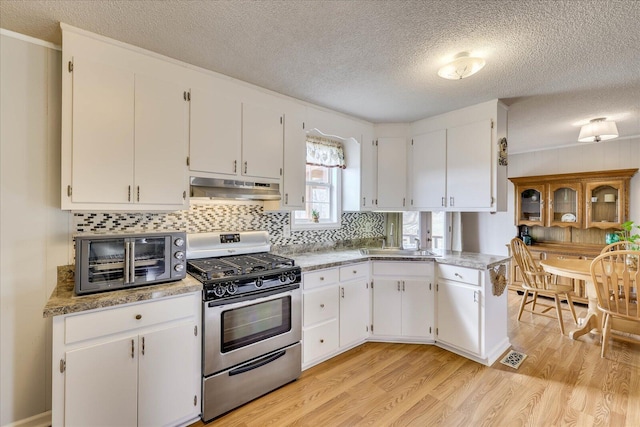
[65,335,138,427]
[516,184,546,226]
[361,133,377,209]
[340,279,370,347]
[71,56,134,204]
[411,130,447,209]
[242,102,283,179]
[134,73,188,205]
[189,85,241,176]
[401,280,433,338]
[548,183,582,227]
[376,137,407,209]
[372,279,402,335]
[437,280,480,354]
[138,322,199,427]
[446,119,492,209]
[282,108,306,208]
[585,180,625,229]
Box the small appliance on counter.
[74,231,187,295]
[518,225,532,246]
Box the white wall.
[0,32,71,425]
[463,138,640,255]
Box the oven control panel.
[220,233,241,244]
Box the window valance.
[306,136,346,169]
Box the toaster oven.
[74,231,187,295]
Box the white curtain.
[306,136,346,168]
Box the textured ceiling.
[1,0,639,153]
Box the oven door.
[203,286,301,376]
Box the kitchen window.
[291,136,345,230]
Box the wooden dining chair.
[510,238,578,335]
[590,250,640,357]
[601,241,636,253]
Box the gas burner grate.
[187,258,239,281]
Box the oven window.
[221,296,291,353]
[132,236,167,281]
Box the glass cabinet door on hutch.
[547,183,581,227]
[516,184,545,226]
[585,180,624,229]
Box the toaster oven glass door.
[130,236,171,283]
[83,236,170,287]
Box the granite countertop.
[43,266,202,318]
[291,250,510,272]
[45,250,510,317]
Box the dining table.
[540,257,640,340]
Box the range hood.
[190,177,281,201]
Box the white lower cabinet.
[371,261,434,341]
[302,264,370,368]
[435,264,510,365]
[52,292,201,427]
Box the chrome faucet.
[414,237,421,250]
[379,236,387,249]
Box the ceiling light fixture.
[578,118,619,142]
[437,52,486,80]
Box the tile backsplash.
[73,202,385,247]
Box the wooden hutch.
[508,168,637,304]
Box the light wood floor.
[191,290,640,426]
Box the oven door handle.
[228,349,287,376]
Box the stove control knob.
[288,272,297,282]
[279,274,288,283]
[174,251,185,260]
[174,264,184,272]
[227,283,238,295]
[213,284,226,297]
[255,277,264,288]
[174,237,185,247]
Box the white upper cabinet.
[189,84,241,176]
[446,119,492,209]
[409,99,508,212]
[375,137,407,209]
[69,56,135,205]
[61,27,188,210]
[358,129,377,210]
[134,73,188,206]
[241,102,284,180]
[410,129,446,209]
[281,105,306,209]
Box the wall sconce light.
[578,118,619,142]
[437,52,486,80]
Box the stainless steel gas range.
[186,231,301,422]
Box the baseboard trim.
[2,411,51,427]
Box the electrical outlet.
[283,224,291,238]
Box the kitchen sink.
[359,248,440,257]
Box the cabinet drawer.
[303,286,339,326]
[303,268,339,290]
[303,320,339,363]
[339,263,368,282]
[65,293,197,345]
[438,264,480,286]
[372,261,433,277]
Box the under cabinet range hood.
[190,177,281,201]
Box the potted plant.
[615,221,640,249]
[615,220,639,269]
[311,209,320,223]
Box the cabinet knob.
[135,314,142,320]
[319,277,324,281]
[320,303,325,308]
[353,270,357,274]
[320,339,324,343]
[454,273,462,278]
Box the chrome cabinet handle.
[285,193,288,204]
[341,288,345,298]
[131,339,134,358]
[397,281,400,291]
[473,291,478,303]
[244,161,248,174]
[137,186,140,202]
[402,281,405,291]
[450,197,454,206]
[442,197,445,207]
[233,160,237,173]
[454,272,462,278]
[142,337,145,355]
